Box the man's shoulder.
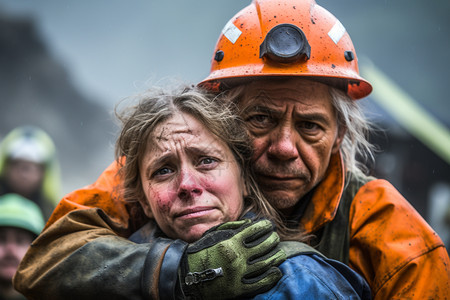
[345,171,376,191]
[278,241,324,258]
[345,171,407,207]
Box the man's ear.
[332,125,347,153]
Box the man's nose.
[177,169,203,200]
[267,126,300,161]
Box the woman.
[115,85,371,299]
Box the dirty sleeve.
[13,207,171,299]
[349,179,450,299]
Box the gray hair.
[329,87,375,176]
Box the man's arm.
[14,207,171,299]
[45,160,130,229]
[14,161,150,299]
[349,179,450,299]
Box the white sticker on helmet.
[328,20,346,44]
[222,20,242,44]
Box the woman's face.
[139,112,245,242]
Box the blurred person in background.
[0,193,45,300]
[0,126,61,219]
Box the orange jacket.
[15,153,450,299]
[302,153,450,298]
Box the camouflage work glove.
[180,219,286,300]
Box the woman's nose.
[177,170,203,200]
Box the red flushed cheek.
[199,176,212,190]
[200,174,218,197]
[150,187,177,214]
[203,172,235,197]
[156,196,171,213]
[221,177,237,194]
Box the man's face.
[5,159,45,198]
[0,227,33,284]
[238,78,344,214]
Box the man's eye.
[247,114,272,127]
[298,121,321,132]
[303,122,318,129]
[252,114,268,122]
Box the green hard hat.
[0,193,45,236]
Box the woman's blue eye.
[199,157,217,166]
[154,167,173,176]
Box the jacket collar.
[300,152,345,233]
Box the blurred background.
[0,0,449,244]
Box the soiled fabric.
[130,222,371,299]
[253,253,371,299]
[13,152,450,299]
[14,208,173,299]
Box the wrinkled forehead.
[238,78,332,110]
[147,114,199,151]
[154,117,195,140]
[145,113,229,158]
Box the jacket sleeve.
[13,207,180,300]
[349,179,450,299]
[45,160,130,229]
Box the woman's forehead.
[151,113,202,142]
[146,113,227,156]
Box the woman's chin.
[178,222,220,243]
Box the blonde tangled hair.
[115,85,302,241]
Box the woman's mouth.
[176,207,216,219]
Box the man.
[14,0,450,299]
[0,194,45,300]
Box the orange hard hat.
[199,0,372,100]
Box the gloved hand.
[180,219,286,300]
